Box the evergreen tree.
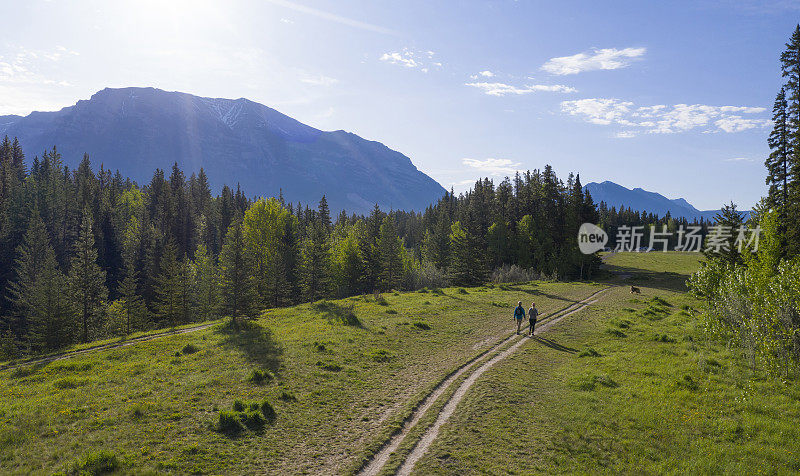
[119,218,146,334]
[377,217,404,290]
[8,208,72,351]
[68,210,108,343]
[300,222,333,301]
[153,241,183,327]
[766,87,790,254]
[780,25,800,255]
[218,218,259,323]
[192,244,218,322]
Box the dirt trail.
[358,286,611,476]
[0,323,215,371]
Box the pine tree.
[119,218,146,333]
[154,241,183,327]
[766,87,790,254]
[8,208,73,351]
[300,222,333,301]
[192,244,218,321]
[780,25,800,255]
[218,218,259,324]
[68,210,108,343]
[377,217,404,290]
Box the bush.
[386,309,398,314]
[218,410,245,433]
[312,301,362,326]
[605,328,626,338]
[182,343,199,354]
[457,288,468,294]
[578,348,601,357]
[653,333,676,343]
[316,360,342,372]
[366,349,395,362]
[217,400,276,433]
[247,369,274,384]
[67,450,118,475]
[491,265,541,284]
[406,261,450,290]
[413,322,431,330]
[279,390,297,402]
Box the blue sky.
[0,0,797,209]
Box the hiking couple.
[513,301,538,336]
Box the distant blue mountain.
[0,87,446,213]
[584,181,750,222]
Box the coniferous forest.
[0,141,605,357]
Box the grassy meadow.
[409,252,800,475]
[0,281,602,474]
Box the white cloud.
[280,18,294,24]
[379,48,441,70]
[462,158,523,175]
[478,70,494,77]
[466,81,576,96]
[542,47,646,75]
[380,51,418,68]
[299,74,338,86]
[0,46,78,86]
[615,131,637,139]
[560,98,771,134]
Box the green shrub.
[218,400,276,433]
[279,390,297,402]
[312,301,362,326]
[570,373,619,391]
[605,328,626,338]
[67,450,118,475]
[247,369,274,384]
[218,410,245,433]
[413,322,431,330]
[375,295,389,306]
[386,309,398,314]
[653,334,676,343]
[53,377,87,389]
[313,341,327,352]
[366,349,395,362]
[457,288,468,294]
[676,374,699,390]
[578,348,601,357]
[316,360,342,372]
[182,343,199,354]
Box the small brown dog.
[630,285,641,294]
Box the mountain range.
[584,181,750,222]
[0,87,446,213]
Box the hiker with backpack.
[513,301,525,335]
[528,302,539,336]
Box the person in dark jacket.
[513,301,525,335]
[528,302,539,336]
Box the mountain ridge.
[584,180,750,221]
[0,87,446,213]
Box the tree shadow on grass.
[215,320,282,375]
[531,335,578,353]
[311,300,364,328]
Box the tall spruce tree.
[8,208,72,351]
[377,216,404,290]
[218,218,259,324]
[766,87,790,254]
[780,25,800,255]
[68,210,108,343]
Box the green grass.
[0,280,601,474]
[410,253,800,475]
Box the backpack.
[514,306,524,318]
